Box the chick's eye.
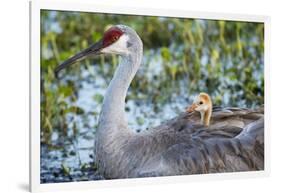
[199,101,203,105]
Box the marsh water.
[40,11,264,183]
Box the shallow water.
[40,124,104,183]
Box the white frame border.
[30,0,271,192]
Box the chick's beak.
[186,103,198,113]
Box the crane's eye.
[112,36,118,41]
[199,101,203,105]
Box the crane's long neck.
[98,51,142,129]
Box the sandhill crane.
[55,25,264,179]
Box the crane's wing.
[137,107,264,177]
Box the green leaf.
[161,47,171,61]
[58,85,73,98]
[66,106,85,115]
[61,163,70,176]
[136,117,145,126]
[93,94,104,104]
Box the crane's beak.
[54,40,104,78]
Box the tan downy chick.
[186,93,213,127]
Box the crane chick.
[186,92,213,127]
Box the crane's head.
[54,25,142,77]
